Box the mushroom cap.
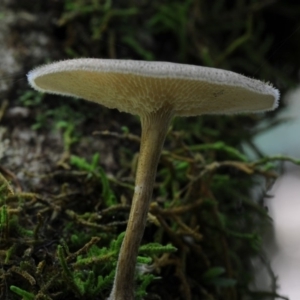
[27,59,279,117]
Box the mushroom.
[27,59,279,300]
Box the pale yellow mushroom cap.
[27,58,279,117]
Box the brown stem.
[109,107,173,300]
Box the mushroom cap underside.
[28,59,279,117]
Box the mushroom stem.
[109,107,174,300]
